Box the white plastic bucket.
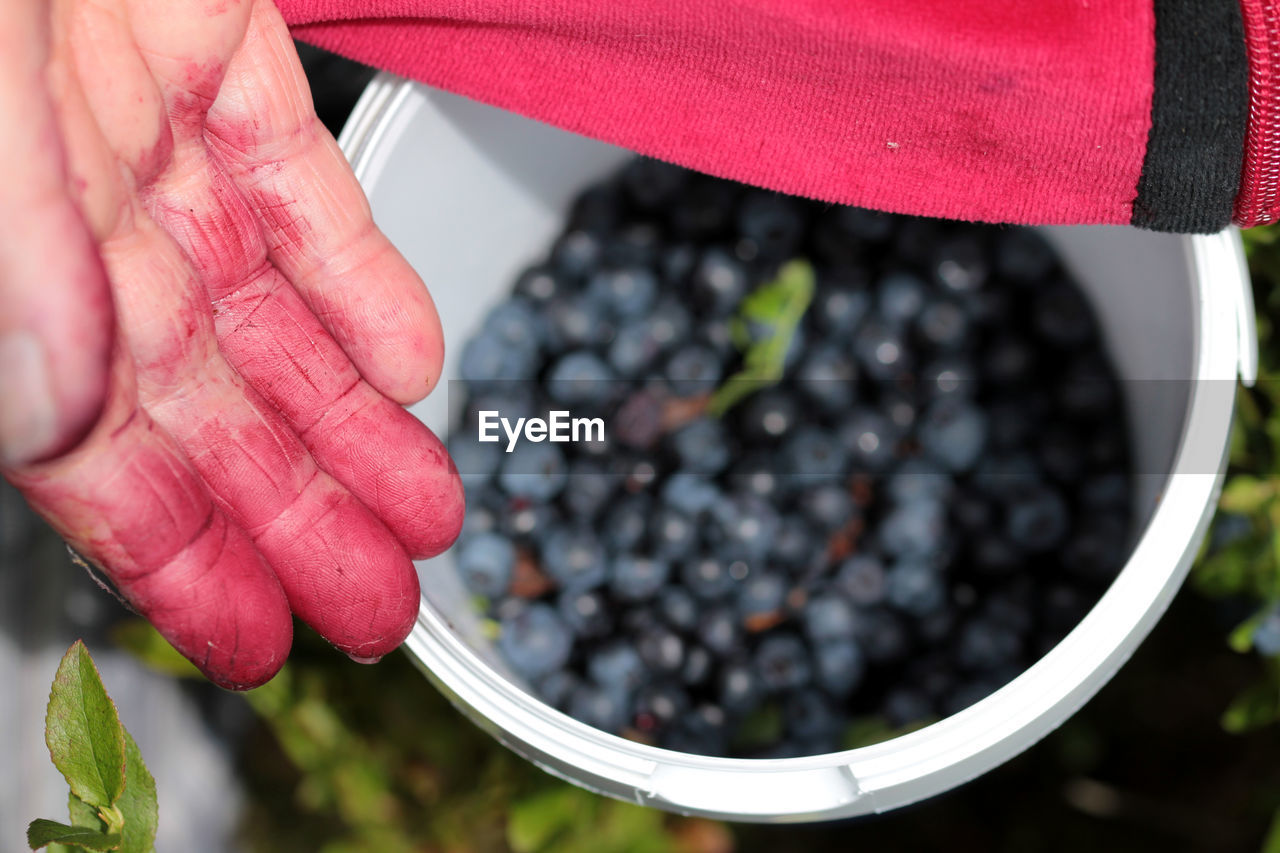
[338,74,1259,822]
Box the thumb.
[0,2,112,468]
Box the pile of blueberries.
[447,158,1133,757]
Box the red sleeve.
[278,0,1253,233]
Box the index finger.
[203,0,444,405]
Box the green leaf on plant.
[1221,679,1280,733]
[111,621,201,680]
[26,819,120,851]
[1219,476,1275,514]
[67,795,103,831]
[115,731,157,853]
[1229,610,1266,653]
[507,786,590,852]
[45,641,126,809]
[707,259,815,416]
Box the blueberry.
[660,243,699,286]
[1005,486,1069,552]
[567,184,623,234]
[755,634,813,692]
[995,228,1056,282]
[815,206,895,250]
[916,298,971,351]
[558,587,612,638]
[932,236,989,293]
[561,458,619,521]
[728,455,788,503]
[783,427,847,481]
[669,418,731,475]
[1033,283,1097,348]
[547,350,615,405]
[741,391,800,443]
[603,495,652,553]
[448,432,502,485]
[498,603,573,680]
[661,473,722,515]
[669,177,739,239]
[877,272,928,327]
[736,573,788,622]
[647,297,693,347]
[737,192,805,259]
[883,688,933,726]
[484,298,546,354]
[1037,426,1086,484]
[665,344,724,397]
[568,684,629,732]
[622,156,689,208]
[698,607,742,655]
[658,586,700,633]
[801,484,855,533]
[770,516,820,572]
[878,500,947,560]
[1061,514,1129,580]
[796,344,857,411]
[632,683,691,733]
[608,320,664,376]
[681,646,715,686]
[551,229,604,277]
[835,555,888,606]
[957,619,1022,670]
[587,266,658,318]
[785,690,841,739]
[603,223,662,268]
[885,457,955,504]
[680,555,742,601]
[545,296,612,351]
[500,501,561,542]
[514,264,569,305]
[802,594,857,643]
[456,533,515,598]
[650,507,699,561]
[814,640,865,697]
[856,611,910,664]
[535,670,582,709]
[460,330,535,386]
[710,494,780,559]
[983,334,1037,386]
[691,247,749,316]
[854,320,911,382]
[636,625,686,674]
[812,283,872,336]
[918,397,988,473]
[838,410,900,472]
[542,527,607,589]
[663,703,729,755]
[499,441,567,501]
[610,555,672,602]
[718,662,764,714]
[587,641,646,691]
[885,559,946,616]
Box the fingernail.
[349,654,383,665]
[0,331,56,467]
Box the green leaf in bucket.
[44,641,126,809]
[707,259,815,417]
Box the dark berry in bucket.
[450,157,1132,757]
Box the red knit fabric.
[279,0,1155,226]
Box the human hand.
[0,0,463,688]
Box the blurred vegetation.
[105,226,1280,853]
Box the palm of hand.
[1,0,463,688]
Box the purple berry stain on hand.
[446,158,1133,757]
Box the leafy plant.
[1193,229,1280,737]
[27,641,158,852]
